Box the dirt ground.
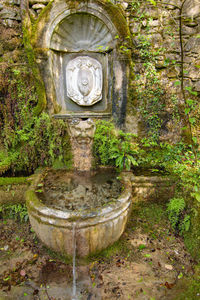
[0,202,199,300]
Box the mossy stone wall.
[1,0,200,141]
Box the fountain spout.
[68,118,96,172]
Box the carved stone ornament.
[66,56,103,106]
[68,118,96,145]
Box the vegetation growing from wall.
[123,0,200,260]
[93,120,139,171]
[0,67,71,176]
[0,203,28,223]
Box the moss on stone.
[22,25,46,116]
[97,0,130,38]
[184,205,200,262]
[31,0,54,43]
[0,177,28,186]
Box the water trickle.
[72,222,77,300]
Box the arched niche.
[31,0,131,125]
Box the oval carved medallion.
[66,56,103,106]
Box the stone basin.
[26,169,132,257]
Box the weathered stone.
[131,175,175,203]
[0,7,20,20]
[121,1,128,10]
[183,0,200,19]
[162,0,181,9]
[0,8,16,19]
[185,37,200,53]
[149,19,160,27]
[163,39,180,53]
[3,37,21,51]
[1,19,19,27]
[166,66,180,78]
[29,0,49,4]
[6,0,20,5]
[26,171,132,257]
[68,118,95,172]
[150,33,163,49]
[193,80,200,92]
[182,24,199,35]
[29,8,37,19]
[32,3,45,10]
[187,65,200,80]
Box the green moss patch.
[0,177,28,186]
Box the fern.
[167,197,190,235]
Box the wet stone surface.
[40,170,122,212]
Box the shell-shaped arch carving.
[50,13,113,52]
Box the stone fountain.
[25,0,132,257]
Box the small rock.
[4,245,9,251]
[32,3,45,10]
[30,0,49,4]
[121,2,128,10]
[165,264,173,270]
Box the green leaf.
[138,244,146,250]
[184,108,190,114]
[148,0,156,5]
[189,117,195,125]
[192,136,197,144]
[186,99,194,106]
[144,254,151,258]
[193,192,200,202]
[174,81,181,86]
[129,155,138,166]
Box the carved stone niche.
[28,0,131,125]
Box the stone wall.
[122,0,200,142]
[0,0,200,141]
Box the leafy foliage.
[93,120,139,171]
[167,197,190,235]
[0,203,29,223]
[0,67,71,175]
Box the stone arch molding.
[22,0,131,124]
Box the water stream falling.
[72,222,77,300]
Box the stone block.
[32,3,46,10]
[183,0,200,19]
[194,80,200,92]
[0,7,20,20]
[131,175,175,203]
[29,0,49,4]
[185,37,200,53]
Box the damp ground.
[0,201,199,300]
[40,169,121,211]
